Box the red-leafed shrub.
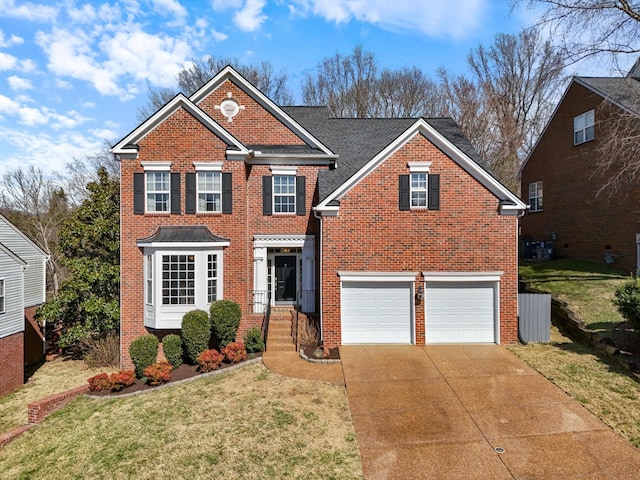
[87,373,110,392]
[221,342,247,364]
[109,370,136,391]
[143,362,172,386]
[197,349,223,372]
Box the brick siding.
[0,332,24,397]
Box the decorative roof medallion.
[215,92,245,123]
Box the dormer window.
[574,110,594,145]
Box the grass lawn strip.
[519,259,628,336]
[0,363,363,479]
[0,357,115,433]
[509,327,640,448]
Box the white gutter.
[312,209,323,344]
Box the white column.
[253,245,267,313]
[302,237,315,312]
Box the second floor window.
[273,175,296,214]
[410,173,428,208]
[198,172,222,213]
[528,181,543,212]
[574,110,594,145]
[146,172,170,212]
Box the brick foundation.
[0,332,24,397]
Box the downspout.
[516,207,527,345]
[313,209,323,344]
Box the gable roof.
[0,212,48,258]
[0,241,27,266]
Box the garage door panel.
[342,282,412,344]
[426,282,495,344]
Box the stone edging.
[522,283,640,381]
[299,348,341,364]
[85,356,264,400]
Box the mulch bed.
[612,322,640,366]
[301,346,340,360]
[90,354,262,397]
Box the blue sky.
[0,0,564,175]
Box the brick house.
[112,66,526,366]
[0,213,48,396]
[520,61,640,273]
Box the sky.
[0,0,601,177]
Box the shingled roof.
[576,76,640,117]
[282,107,488,201]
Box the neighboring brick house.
[0,213,48,396]
[112,66,526,366]
[520,61,640,273]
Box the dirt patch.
[301,346,340,360]
[91,354,262,397]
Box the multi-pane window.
[198,172,222,213]
[0,278,4,313]
[574,110,595,145]
[410,173,428,207]
[207,254,218,303]
[146,172,170,212]
[162,255,195,305]
[273,175,295,213]
[146,255,153,305]
[528,181,543,212]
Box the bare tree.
[0,166,68,293]
[376,67,447,118]
[138,57,293,121]
[516,0,640,63]
[439,29,565,191]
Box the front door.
[275,255,297,302]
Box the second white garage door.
[425,281,496,343]
[341,281,413,344]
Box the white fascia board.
[189,66,335,156]
[312,204,339,216]
[0,213,48,257]
[247,153,338,165]
[338,271,418,282]
[253,234,314,248]
[317,119,526,211]
[0,243,27,266]
[422,271,503,282]
[136,241,230,249]
[111,94,249,156]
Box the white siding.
[21,255,46,307]
[0,252,25,339]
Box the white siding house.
[0,243,27,339]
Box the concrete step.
[266,343,296,352]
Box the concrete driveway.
[340,345,640,480]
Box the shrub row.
[87,370,136,392]
[197,342,247,372]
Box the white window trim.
[574,109,595,145]
[273,175,296,214]
[193,161,223,172]
[528,181,543,212]
[338,271,418,283]
[145,171,170,213]
[196,171,222,213]
[408,161,432,173]
[410,172,428,209]
[207,253,219,304]
[145,255,153,306]
[270,166,298,176]
[0,278,5,314]
[141,161,171,171]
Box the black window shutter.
[185,173,196,214]
[262,176,272,216]
[399,175,410,211]
[171,172,181,214]
[296,176,306,215]
[428,174,440,210]
[222,172,232,214]
[134,173,144,215]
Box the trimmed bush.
[614,277,640,330]
[243,327,265,353]
[163,334,183,369]
[129,334,159,378]
[109,370,136,391]
[182,309,211,364]
[143,361,172,386]
[197,349,224,372]
[87,373,110,392]
[222,341,247,364]
[210,300,242,348]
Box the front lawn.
[0,363,363,479]
[519,258,628,336]
[509,326,640,448]
[0,357,114,433]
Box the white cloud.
[289,0,487,39]
[0,30,23,47]
[211,0,243,11]
[0,0,58,22]
[211,28,229,42]
[150,0,188,19]
[0,93,89,127]
[0,94,19,115]
[0,51,17,70]
[7,75,32,90]
[234,0,267,31]
[68,3,98,24]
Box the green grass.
[0,363,363,479]
[509,327,640,448]
[519,258,628,335]
[0,357,115,433]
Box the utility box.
[518,293,551,343]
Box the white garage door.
[341,281,413,344]
[425,281,496,343]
